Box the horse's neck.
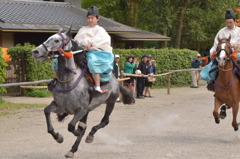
[57,41,81,81]
[218,61,233,83]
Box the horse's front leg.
[44,101,64,143]
[65,113,89,158]
[213,98,223,124]
[232,103,239,131]
[68,108,88,136]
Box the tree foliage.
[0,48,7,94]
[82,0,239,53]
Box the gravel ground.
[1,86,240,159]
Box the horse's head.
[216,35,232,66]
[32,27,71,62]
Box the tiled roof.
[0,0,170,41]
[0,0,137,32]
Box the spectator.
[123,56,137,95]
[147,54,156,66]
[201,53,211,66]
[136,55,149,99]
[191,53,202,88]
[113,54,121,102]
[113,55,120,79]
[144,56,156,98]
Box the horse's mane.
[71,40,87,69]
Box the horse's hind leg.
[65,113,89,158]
[213,98,223,124]
[86,101,115,143]
[44,101,64,143]
[232,104,239,131]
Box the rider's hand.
[83,43,92,51]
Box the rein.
[214,68,236,89]
[53,68,87,93]
[218,64,233,72]
[214,60,236,89]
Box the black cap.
[225,9,235,21]
[87,6,99,17]
[142,54,149,58]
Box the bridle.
[43,33,77,82]
[216,40,232,58]
[41,32,71,53]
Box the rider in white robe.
[210,9,240,57]
[74,6,114,93]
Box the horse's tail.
[57,113,68,122]
[119,84,135,105]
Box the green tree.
[82,0,239,52]
[0,48,7,94]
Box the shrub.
[8,43,53,82]
[113,48,197,87]
[26,89,52,97]
[7,43,197,89]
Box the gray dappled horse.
[32,28,135,158]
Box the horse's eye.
[54,40,60,43]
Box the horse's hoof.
[56,134,64,143]
[65,151,74,158]
[215,118,220,124]
[234,126,239,131]
[85,135,94,143]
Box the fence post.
[167,73,171,94]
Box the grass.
[0,97,46,116]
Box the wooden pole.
[167,73,171,94]
[0,79,52,87]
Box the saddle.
[73,53,109,87]
[207,59,240,92]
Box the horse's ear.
[65,25,72,36]
[58,27,64,33]
[227,34,231,42]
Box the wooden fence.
[0,68,202,95]
[122,68,203,94]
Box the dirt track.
[1,86,240,159]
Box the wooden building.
[0,0,170,49]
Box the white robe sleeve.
[210,31,221,56]
[74,27,89,47]
[89,27,112,52]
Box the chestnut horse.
[213,36,240,131]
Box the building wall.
[2,32,14,48]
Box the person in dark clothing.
[144,55,156,97]
[112,54,121,102]
[113,54,120,79]
[136,55,149,99]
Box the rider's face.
[87,15,99,27]
[225,19,235,29]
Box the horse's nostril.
[33,50,39,54]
